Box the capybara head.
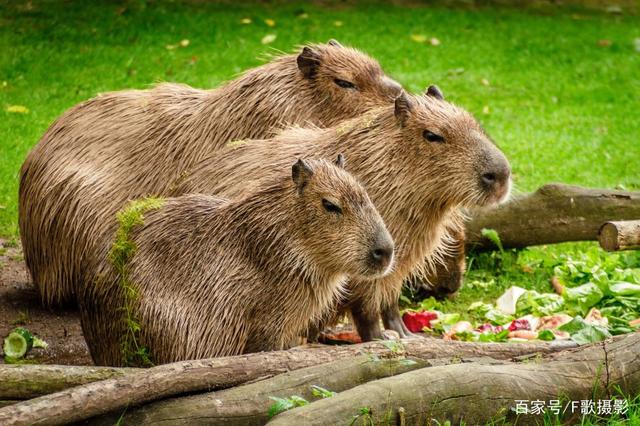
[297,40,402,118]
[393,87,511,208]
[291,155,394,279]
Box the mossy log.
[0,364,137,399]
[269,333,640,425]
[467,184,640,250]
[90,355,436,425]
[599,220,640,251]
[0,338,576,425]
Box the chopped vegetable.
[3,328,47,359]
[496,286,526,315]
[508,319,531,332]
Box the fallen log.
[0,338,576,425]
[0,364,137,399]
[599,220,640,251]
[467,184,640,250]
[269,333,640,425]
[90,355,436,425]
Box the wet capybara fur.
[80,157,394,365]
[175,88,512,341]
[19,40,402,307]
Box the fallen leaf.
[240,18,252,24]
[429,37,440,46]
[447,67,465,76]
[410,34,427,43]
[634,38,640,52]
[1,81,7,88]
[298,13,309,19]
[179,39,190,47]
[598,39,612,47]
[261,34,276,45]
[264,18,275,27]
[481,78,490,86]
[482,105,490,115]
[333,20,343,27]
[6,105,29,114]
[606,5,622,14]
[165,44,177,50]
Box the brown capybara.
[19,40,402,308]
[406,216,467,300]
[175,88,511,341]
[80,156,394,366]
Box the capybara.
[175,88,511,340]
[19,40,402,307]
[80,156,394,365]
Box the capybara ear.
[335,153,345,168]
[292,158,314,193]
[394,91,413,127]
[328,39,343,48]
[426,85,445,101]
[297,46,321,79]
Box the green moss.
[108,197,164,367]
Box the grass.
[1,0,639,235]
[0,1,639,422]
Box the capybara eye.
[334,79,356,90]
[322,198,343,214]
[423,130,445,143]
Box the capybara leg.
[351,302,383,342]
[382,302,414,338]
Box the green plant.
[108,197,164,367]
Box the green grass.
[0,1,639,421]
[1,0,639,235]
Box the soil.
[0,239,92,365]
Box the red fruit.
[402,311,438,333]
[508,319,531,331]
[477,323,504,334]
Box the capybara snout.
[367,227,394,276]
[477,143,511,205]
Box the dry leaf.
[333,20,343,27]
[240,18,252,24]
[6,105,29,114]
[598,39,612,47]
[264,18,275,27]
[429,37,441,46]
[410,34,427,43]
[298,13,309,19]
[165,44,177,50]
[180,39,190,47]
[261,34,276,44]
[482,105,490,115]
[481,78,490,86]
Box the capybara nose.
[370,238,394,271]
[481,159,511,193]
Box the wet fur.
[80,159,391,365]
[175,94,510,340]
[19,42,399,307]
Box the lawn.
[1,0,640,422]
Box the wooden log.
[0,364,137,399]
[0,338,576,426]
[90,355,436,425]
[599,220,640,251]
[270,333,640,425]
[467,184,640,250]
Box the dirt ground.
[0,239,92,365]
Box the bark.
[89,355,436,425]
[0,364,137,399]
[467,184,640,250]
[0,338,576,426]
[599,220,640,251]
[270,333,640,425]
